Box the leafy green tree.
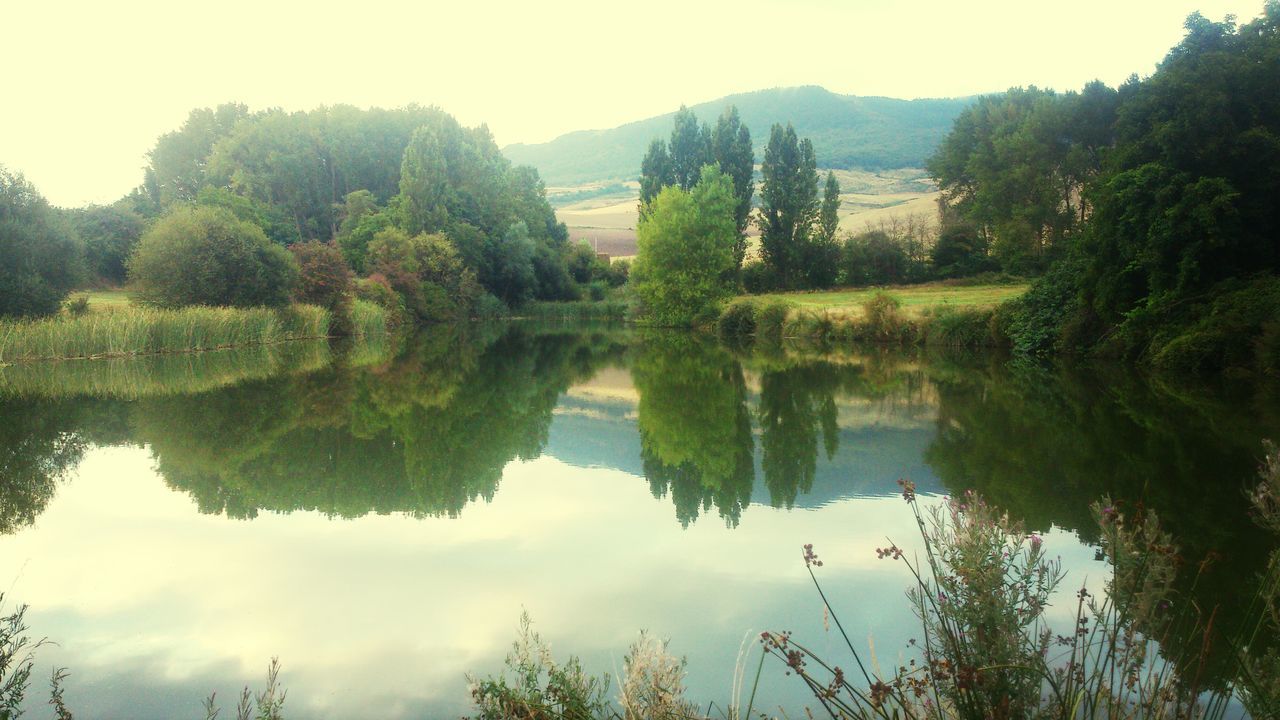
[482,222,537,307]
[1082,7,1280,327]
[196,186,300,246]
[127,206,298,308]
[146,103,250,205]
[70,203,144,285]
[841,231,909,286]
[641,106,754,265]
[639,139,672,210]
[711,106,756,261]
[0,167,83,318]
[632,166,738,326]
[931,221,991,278]
[757,123,819,288]
[818,171,841,244]
[928,85,1118,274]
[668,106,712,191]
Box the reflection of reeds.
[0,305,332,363]
[0,341,335,399]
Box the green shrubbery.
[0,167,83,318]
[128,206,299,309]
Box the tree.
[632,166,738,326]
[366,228,481,322]
[639,139,672,210]
[932,222,991,278]
[819,171,840,244]
[482,222,537,307]
[757,123,819,289]
[711,107,755,265]
[128,206,298,308]
[71,204,144,285]
[146,103,250,205]
[0,167,83,318]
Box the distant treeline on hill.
[503,86,974,185]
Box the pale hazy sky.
[1,0,1267,207]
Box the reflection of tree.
[136,326,628,519]
[757,365,841,508]
[0,400,88,534]
[924,357,1280,687]
[632,332,754,527]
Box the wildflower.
[876,545,904,560]
[897,478,916,503]
[1030,533,1043,551]
[802,543,823,567]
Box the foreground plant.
[763,467,1280,720]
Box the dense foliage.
[932,3,1280,374]
[632,167,739,326]
[640,105,755,265]
[128,206,299,308]
[0,167,82,318]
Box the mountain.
[502,86,976,186]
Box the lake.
[1,323,1276,718]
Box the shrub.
[291,240,355,335]
[604,258,630,288]
[64,295,90,317]
[367,228,482,323]
[467,613,612,720]
[128,206,298,309]
[755,299,792,340]
[717,298,758,338]
[859,291,913,342]
[472,292,509,321]
[0,167,83,318]
[1003,255,1086,355]
[1146,275,1280,375]
[72,204,144,285]
[923,306,1003,347]
[740,260,776,294]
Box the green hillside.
[502,86,975,185]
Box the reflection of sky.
[4,399,1105,718]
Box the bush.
[291,241,355,335]
[72,204,144,285]
[717,298,758,338]
[128,206,298,309]
[367,228,482,323]
[604,258,630,288]
[755,299,792,340]
[841,231,909,286]
[923,306,1004,347]
[860,291,914,342]
[740,260,776,294]
[1003,255,1086,355]
[1146,275,1280,375]
[472,292,509,321]
[0,167,83,318]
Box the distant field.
[79,289,132,309]
[554,168,939,257]
[744,282,1028,319]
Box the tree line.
[1,104,625,323]
[932,3,1280,373]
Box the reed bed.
[350,298,390,337]
[0,304,330,363]
[520,300,630,322]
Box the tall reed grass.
[350,298,390,338]
[0,304,330,363]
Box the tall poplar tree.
[711,107,755,266]
[758,123,819,289]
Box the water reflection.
[1,324,1277,714]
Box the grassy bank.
[742,280,1027,320]
[718,284,1019,349]
[0,304,332,363]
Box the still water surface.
[1,324,1276,717]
